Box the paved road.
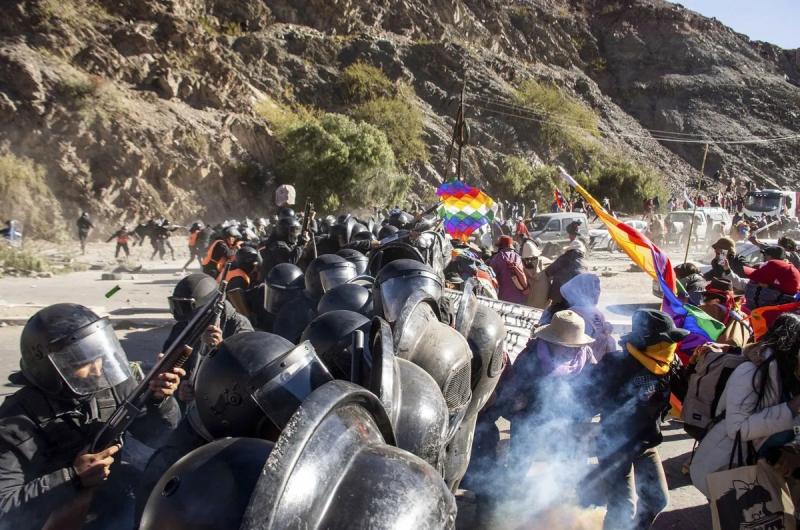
[0,242,711,529]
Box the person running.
[76,212,94,255]
[106,225,131,259]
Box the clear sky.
[668,0,800,49]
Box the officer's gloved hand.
[73,444,121,487]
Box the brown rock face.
[0,0,797,236]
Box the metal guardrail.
[444,288,542,361]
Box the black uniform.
[76,215,93,254]
[0,375,179,529]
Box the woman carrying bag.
[691,314,800,526]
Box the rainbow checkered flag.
[436,180,495,241]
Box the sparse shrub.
[341,62,394,103]
[0,151,65,240]
[59,75,96,102]
[350,95,428,166]
[587,152,666,213]
[496,157,562,209]
[514,79,599,159]
[278,113,408,211]
[0,245,50,274]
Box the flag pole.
[683,143,709,265]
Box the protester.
[502,310,596,474]
[746,245,800,301]
[674,262,707,306]
[489,235,528,304]
[521,239,551,309]
[690,314,800,497]
[106,225,131,259]
[544,239,587,307]
[580,309,689,530]
[559,272,617,361]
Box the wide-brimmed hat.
[623,309,689,348]
[533,310,594,347]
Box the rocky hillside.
[0,0,798,235]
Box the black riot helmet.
[233,245,262,274]
[140,438,275,530]
[278,207,295,221]
[336,248,369,275]
[20,304,132,398]
[238,381,457,530]
[317,283,373,317]
[350,223,372,242]
[373,259,443,324]
[264,263,304,314]
[377,224,399,240]
[388,211,414,229]
[194,332,333,440]
[330,216,356,248]
[275,217,302,245]
[300,310,370,379]
[320,215,337,235]
[304,254,357,300]
[169,273,218,322]
[222,226,242,241]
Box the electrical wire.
[468,94,720,139]
[466,97,800,145]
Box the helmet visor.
[379,275,442,323]
[48,319,131,396]
[264,285,299,314]
[248,342,333,429]
[168,296,196,322]
[319,266,357,293]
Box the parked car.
[589,219,650,252]
[529,212,590,258]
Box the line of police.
[0,206,506,529]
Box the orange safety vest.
[219,267,251,287]
[202,240,241,272]
[188,232,199,247]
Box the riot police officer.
[201,226,241,277]
[0,304,183,529]
[261,217,307,273]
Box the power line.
[469,94,716,139]
[466,98,800,145]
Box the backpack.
[681,350,747,440]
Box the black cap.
[762,245,787,260]
[624,309,689,348]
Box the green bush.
[586,152,666,213]
[495,154,663,215]
[0,151,64,239]
[496,158,562,209]
[278,113,408,211]
[514,79,599,160]
[341,62,394,103]
[350,95,428,166]
[0,245,50,274]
